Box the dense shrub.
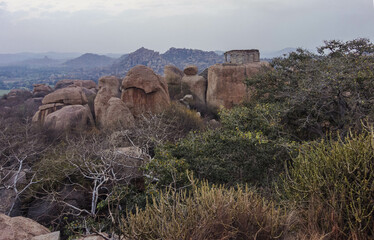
[246,38,374,140]
[147,106,291,187]
[123,177,294,240]
[219,103,284,140]
[279,129,374,239]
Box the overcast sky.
[0,0,373,54]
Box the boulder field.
[32,66,171,132]
[165,61,270,109]
[0,61,271,133]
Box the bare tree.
[0,117,47,215]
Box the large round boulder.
[183,65,198,76]
[0,213,50,240]
[121,65,170,117]
[44,105,94,132]
[164,65,183,85]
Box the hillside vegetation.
[1,39,374,239]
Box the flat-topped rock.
[42,86,88,105]
[54,79,97,90]
[207,62,270,109]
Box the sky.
[0,0,373,54]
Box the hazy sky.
[0,0,373,54]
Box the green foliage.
[219,103,284,140]
[145,147,190,189]
[123,176,292,240]
[147,106,291,187]
[279,129,374,239]
[246,38,374,140]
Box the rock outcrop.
[54,79,97,90]
[164,65,184,100]
[0,89,41,119]
[181,75,207,106]
[183,65,198,76]
[33,86,95,132]
[0,213,50,240]
[32,84,52,98]
[206,62,270,109]
[33,86,89,124]
[179,65,207,106]
[103,97,135,130]
[42,86,88,105]
[164,65,183,85]
[94,76,121,127]
[6,89,32,102]
[31,231,60,240]
[113,146,147,182]
[121,65,170,117]
[43,105,94,132]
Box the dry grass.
[279,129,374,239]
[122,176,296,240]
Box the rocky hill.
[162,48,224,72]
[110,48,168,75]
[110,47,224,75]
[64,53,115,69]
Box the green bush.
[123,177,293,240]
[279,129,374,239]
[246,38,374,140]
[219,103,284,140]
[147,106,291,187]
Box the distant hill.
[64,53,115,69]
[0,52,81,66]
[110,47,224,75]
[110,47,167,75]
[14,56,64,67]
[162,48,224,72]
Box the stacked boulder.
[94,76,134,130]
[121,65,170,117]
[181,65,207,107]
[53,79,97,115]
[32,82,96,132]
[32,84,52,98]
